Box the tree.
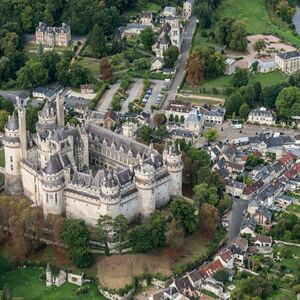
[228,20,247,52]
[253,81,262,102]
[70,247,92,268]
[165,220,185,250]
[215,16,236,46]
[133,58,151,71]
[99,57,112,81]
[169,114,174,122]
[174,115,179,123]
[186,52,204,86]
[230,69,249,88]
[17,60,48,89]
[40,51,60,82]
[203,128,218,143]
[0,110,10,132]
[239,103,250,119]
[113,214,128,253]
[69,63,92,88]
[180,115,185,123]
[262,82,288,108]
[193,183,219,208]
[62,219,89,248]
[56,60,70,86]
[289,70,300,88]
[163,46,179,68]
[170,197,198,234]
[213,269,229,283]
[89,24,106,58]
[225,91,244,116]
[137,125,153,144]
[275,86,300,119]
[254,39,267,56]
[149,211,167,248]
[129,225,153,253]
[153,113,167,128]
[199,203,219,235]
[139,27,156,50]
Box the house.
[251,235,273,247]
[255,60,277,73]
[137,111,150,125]
[224,58,236,75]
[32,87,56,101]
[275,194,293,207]
[163,6,177,17]
[170,276,196,298]
[184,109,204,135]
[279,152,297,169]
[119,23,150,39]
[225,161,244,174]
[203,107,226,124]
[183,0,195,20]
[80,84,94,94]
[165,102,192,119]
[248,198,260,215]
[140,12,153,26]
[103,109,118,129]
[231,237,248,265]
[169,128,193,144]
[240,217,257,237]
[187,269,202,289]
[151,57,164,71]
[153,23,172,58]
[242,179,264,200]
[36,22,71,47]
[275,50,300,74]
[201,278,227,299]
[199,259,223,280]
[247,107,275,125]
[253,207,272,225]
[225,180,245,197]
[215,249,234,269]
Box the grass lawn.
[0,148,5,168]
[218,0,300,48]
[0,268,104,300]
[78,57,100,77]
[176,96,223,105]
[267,290,297,300]
[144,2,161,13]
[287,204,300,214]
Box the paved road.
[121,79,143,113]
[227,197,248,246]
[162,17,198,107]
[96,82,120,113]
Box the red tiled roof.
[199,259,223,279]
[243,179,264,195]
[251,235,272,244]
[284,162,300,179]
[279,152,297,165]
[104,109,117,121]
[199,294,214,300]
[218,249,233,263]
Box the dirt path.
[177,93,225,104]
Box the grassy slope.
[0,268,104,300]
[218,0,300,48]
[287,203,300,214]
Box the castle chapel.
[3,95,183,226]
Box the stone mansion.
[3,95,183,226]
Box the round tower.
[100,172,121,218]
[46,262,52,287]
[36,101,57,133]
[3,112,23,193]
[165,143,183,197]
[135,161,155,218]
[41,154,65,215]
[122,121,136,139]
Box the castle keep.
[4,95,183,226]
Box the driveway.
[96,81,120,113]
[162,17,198,107]
[121,79,143,113]
[227,197,248,246]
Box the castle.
[3,95,183,226]
[35,22,71,47]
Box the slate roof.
[174,276,194,292]
[231,237,248,255]
[170,128,193,138]
[241,217,256,232]
[189,269,202,282]
[43,154,63,174]
[6,112,19,130]
[251,235,272,245]
[277,50,300,60]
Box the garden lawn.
[78,57,100,77]
[0,268,104,300]
[0,148,5,167]
[287,204,300,214]
[218,0,300,48]
[267,290,297,300]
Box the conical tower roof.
[6,111,19,130]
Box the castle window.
[10,156,13,162]
[55,194,57,204]
[10,165,13,171]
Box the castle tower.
[100,172,121,218]
[165,142,183,196]
[80,125,89,168]
[46,262,52,287]
[3,112,23,193]
[36,100,57,133]
[18,102,27,160]
[168,17,181,48]
[41,154,66,215]
[135,160,155,218]
[56,94,65,127]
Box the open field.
[0,268,104,300]
[97,229,211,289]
[176,95,225,106]
[78,57,100,77]
[218,0,300,48]
[287,204,300,214]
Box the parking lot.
[121,79,143,113]
[143,79,168,113]
[96,81,120,113]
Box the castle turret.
[41,154,65,215]
[3,112,23,193]
[18,102,27,160]
[165,142,183,196]
[100,172,121,217]
[36,100,57,133]
[56,94,65,127]
[135,161,155,218]
[46,262,52,287]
